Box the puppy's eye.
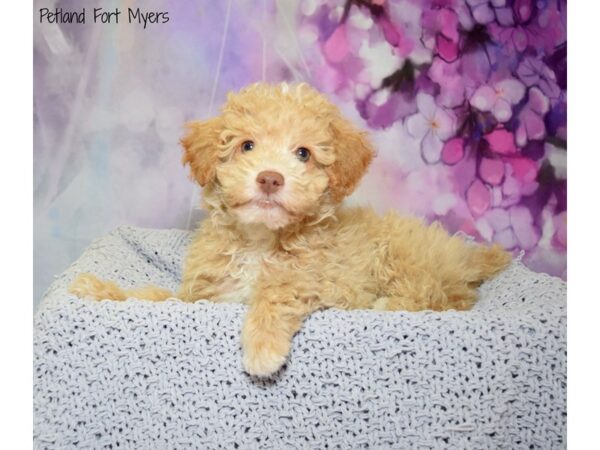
[296,147,311,162]
[241,140,254,152]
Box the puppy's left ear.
[181,118,224,187]
[326,116,375,202]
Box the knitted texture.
[34,227,566,449]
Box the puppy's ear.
[326,116,375,202]
[181,118,224,187]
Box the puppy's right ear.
[181,118,223,187]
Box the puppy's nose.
[256,170,284,194]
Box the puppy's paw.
[243,347,286,377]
[242,334,290,377]
[69,273,125,301]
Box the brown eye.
[296,147,310,162]
[241,140,254,152]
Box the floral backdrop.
[34,0,566,307]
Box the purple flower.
[422,7,460,62]
[477,205,540,250]
[298,0,566,279]
[515,87,550,147]
[488,0,566,54]
[517,57,561,100]
[470,78,526,122]
[428,57,465,108]
[466,0,505,25]
[545,43,567,90]
[406,93,457,163]
[358,89,418,129]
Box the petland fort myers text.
[39,7,169,29]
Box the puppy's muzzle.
[256,171,284,194]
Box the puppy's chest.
[213,248,269,304]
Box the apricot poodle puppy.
[71,82,511,377]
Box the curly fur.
[70,82,511,377]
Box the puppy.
[70,82,511,377]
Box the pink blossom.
[323,24,350,63]
[513,0,533,22]
[484,128,518,155]
[379,15,402,47]
[424,7,459,42]
[422,7,459,62]
[479,158,505,185]
[508,157,538,184]
[470,78,526,122]
[467,179,491,216]
[406,93,456,163]
[436,34,458,62]
[441,138,465,164]
[498,161,538,209]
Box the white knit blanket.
[34,226,566,449]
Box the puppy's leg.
[69,273,173,301]
[374,242,511,312]
[374,267,451,312]
[70,265,225,303]
[241,286,318,377]
[467,243,512,284]
[430,243,511,311]
[69,225,234,303]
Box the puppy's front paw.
[242,332,290,377]
[243,346,286,377]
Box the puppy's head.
[182,83,374,230]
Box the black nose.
[256,171,284,194]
